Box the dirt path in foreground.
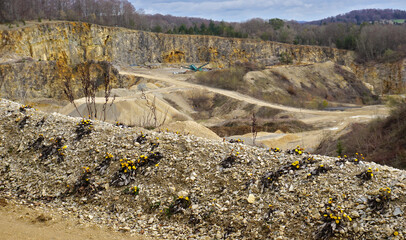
[0,199,149,240]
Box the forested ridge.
[1,0,406,62]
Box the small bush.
[368,187,391,212]
[194,67,246,91]
[279,52,293,64]
[75,119,93,141]
[164,196,191,217]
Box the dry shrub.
[315,102,406,169]
[194,67,246,91]
[210,119,313,137]
[187,89,215,112]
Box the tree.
[269,18,284,30]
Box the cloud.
[130,0,406,22]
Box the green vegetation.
[393,19,405,24]
[168,21,248,38]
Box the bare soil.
[118,66,389,151]
[0,198,149,240]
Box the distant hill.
[307,9,406,25]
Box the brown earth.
[0,198,149,240]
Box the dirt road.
[119,67,389,150]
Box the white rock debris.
[0,99,405,239]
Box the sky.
[130,0,406,22]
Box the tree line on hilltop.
[1,0,406,62]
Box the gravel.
[0,98,405,239]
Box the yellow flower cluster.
[138,154,149,164]
[130,186,139,195]
[322,197,352,224]
[83,166,90,173]
[20,104,36,111]
[294,145,303,155]
[270,147,281,153]
[58,145,68,156]
[105,152,113,159]
[120,158,137,173]
[379,187,391,195]
[292,160,300,169]
[179,196,190,201]
[78,119,93,129]
[367,167,374,177]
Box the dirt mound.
[160,121,221,140]
[59,93,191,127]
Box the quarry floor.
[118,66,389,151]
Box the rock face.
[0,98,405,239]
[0,59,138,100]
[351,59,406,95]
[0,22,354,67]
[1,21,405,98]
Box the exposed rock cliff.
[0,21,405,101]
[0,22,353,67]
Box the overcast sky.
[130,0,406,22]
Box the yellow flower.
[179,196,183,199]
[185,197,189,201]
[347,216,352,221]
[335,220,339,224]
[155,163,159,167]
[62,145,67,149]
[394,231,399,236]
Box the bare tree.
[99,61,118,121]
[251,112,257,146]
[58,58,82,117]
[75,61,98,119]
[140,88,168,129]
